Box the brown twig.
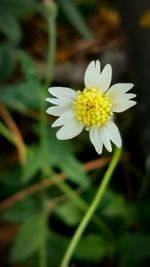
[0,157,110,211]
[43,0,54,6]
[0,104,26,164]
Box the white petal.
[84,61,95,87]
[101,130,112,152]
[46,97,73,106]
[105,121,122,148]
[99,126,112,152]
[48,87,76,99]
[96,60,101,73]
[98,64,112,93]
[108,83,134,99]
[124,93,136,100]
[52,110,75,127]
[46,106,70,116]
[107,83,136,113]
[108,91,136,105]
[46,97,61,105]
[89,127,103,154]
[84,60,101,88]
[111,100,137,113]
[56,120,84,140]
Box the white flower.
[46,60,136,154]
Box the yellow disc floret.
[73,88,112,128]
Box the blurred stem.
[0,121,16,145]
[50,173,113,237]
[60,147,122,267]
[0,104,26,164]
[44,5,57,88]
[39,167,49,267]
[39,3,57,267]
[40,2,57,147]
[39,202,48,267]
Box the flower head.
[46,60,136,154]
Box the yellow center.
[73,88,112,128]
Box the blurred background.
[0,0,150,266]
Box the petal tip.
[56,131,66,140]
[106,63,112,72]
[131,100,137,106]
[129,83,134,87]
[48,87,52,93]
[46,108,50,114]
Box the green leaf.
[10,214,47,261]
[55,202,82,226]
[2,198,40,223]
[75,234,114,262]
[0,166,22,186]
[0,80,42,112]
[47,231,69,266]
[0,11,21,43]
[0,0,41,18]
[59,154,89,188]
[100,190,134,220]
[19,51,40,81]
[0,42,18,80]
[0,166,23,198]
[138,197,150,220]
[117,233,150,267]
[43,128,89,187]
[47,232,113,265]
[57,0,93,39]
[21,146,42,183]
[103,194,129,217]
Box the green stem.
[39,3,57,267]
[44,3,57,89]
[39,241,47,267]
[60,147,122,267]
[51,174,113,237]
[0,121,16,144]
[40,3,57,148]
[43,162,112,236]
[39,202,48,267]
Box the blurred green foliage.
[0,0,41,43]
[0,0,150,267]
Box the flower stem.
[44,3,57,89]
[50,174,113,237]
[40,2,57,148]
[39,208,47,267]
[39,3,57,267]
[60,147,122,267]
[0,121,16,145]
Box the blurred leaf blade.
[57,0,93,39]
[0,42,18,80]
[21,146,42,183]
[59,154,89,188]
[0,11,22,43]
[2,198,40,223]
[55,201,83,226]
[19,50,41,81]
[75,234,115,262]
[43,128,89,187]
[0,81,42,112]
[117,233,150,267]
[10,214,47,261]
[0,0,41,17]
